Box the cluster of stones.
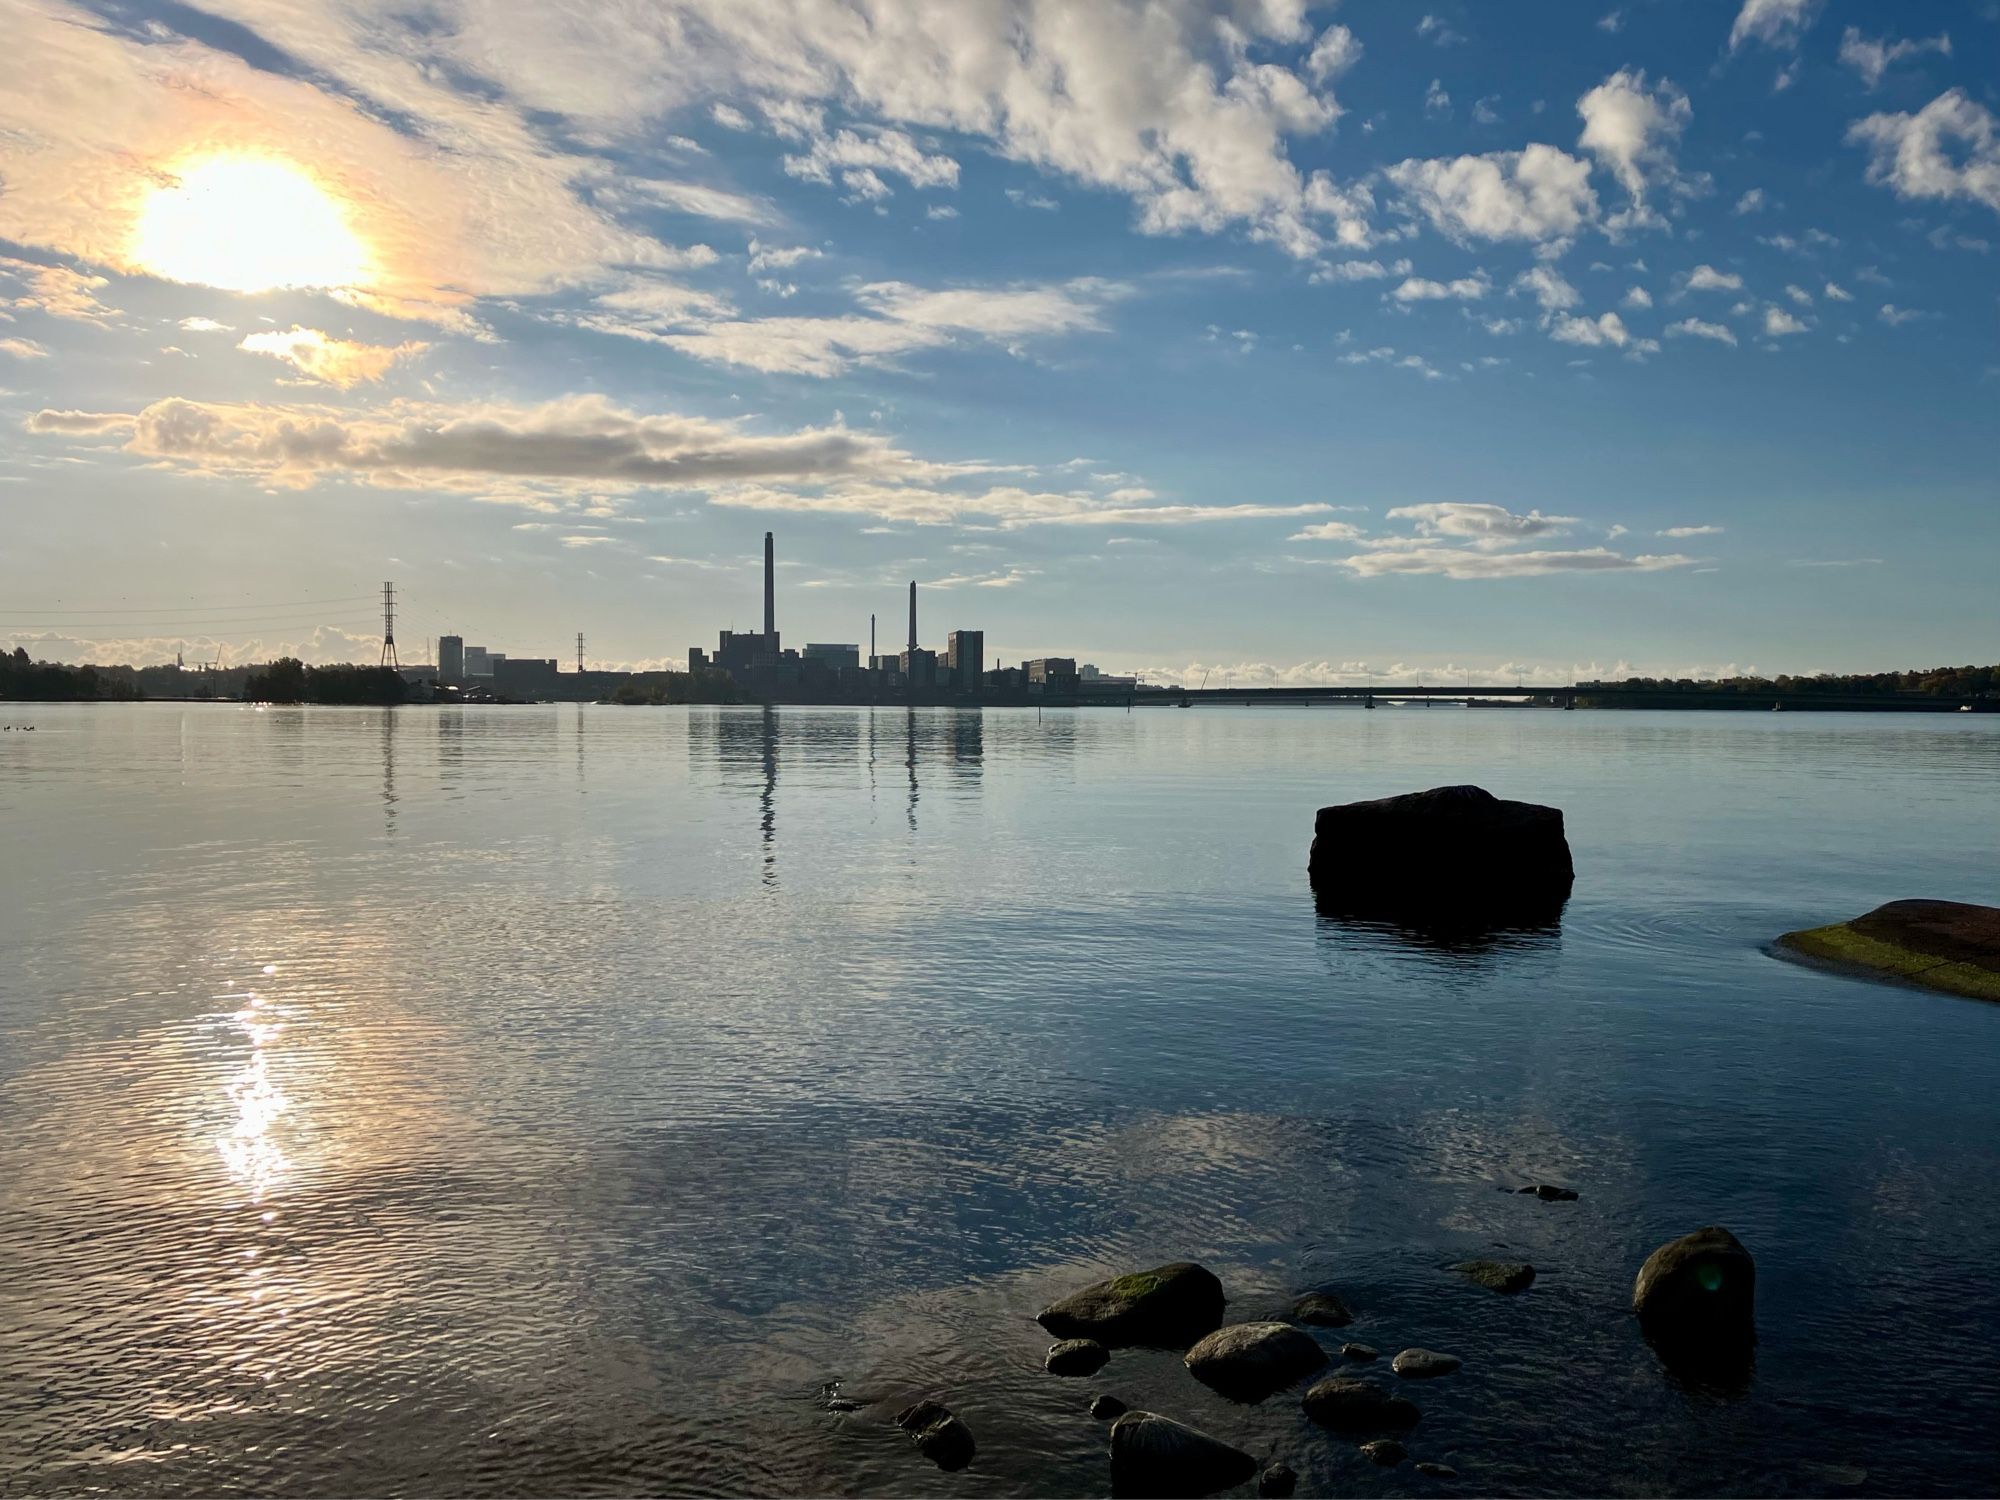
[870,1206,1752,1488]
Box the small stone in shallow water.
[1415,1461,1459,1479]
[1290,1291,1354,1327]
[1391,1348,1462,1379]
[1090,1394,1127,1420]
[1258,1461,1298,1497]
[1108,1410,1257,1498]
[1452,1259,1536,1293]
[1518,1183,1579,1201]
[1301,1377,1420,1433]
[1340,1342,1379,1361]
[1046,1338,1109,1376]
[1184,1321,1329,1402]
[895,1399,975,1471]
[1361,1439,1408,1467]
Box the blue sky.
[1,0,1994,682]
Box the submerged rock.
[1308,784,1574,925]
[1518,1183,1579,1201]
[1258,1461,1298,1497]
[1361,1439,1408,1467]
[1038,1262,1226,1348]
[1290,1291,1354,1327]
[1453,1259,1536,1293]
[1633,1226,1756,1364]
[1300,1377,1420,1434]
[1778,899,2000,1003]
[1391,1349,1462,1380]
[895,1398,975,1472]
[1340,1342,1380,1362]
[1184,1321,1328,1402]
[1046,1338,1109,1377]
[1415,1461,1459,1479]
[1108,1410,1257,1498]
[1090,1394,1127,1421]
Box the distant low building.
[1026,657,1078,690]
[804,642,860,671]
[494,657,559,698]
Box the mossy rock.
[1777,900,2000,1003]
[1037,1261,1225,1348]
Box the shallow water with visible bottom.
[2,703,1998,1498]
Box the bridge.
[1090,682,1988,713]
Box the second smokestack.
[907,579,917,651]
[763,531,775,639]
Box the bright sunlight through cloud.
[131,156,368,293]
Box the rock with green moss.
[1037,1262,1225,1348]
[1777,899,2000,1003]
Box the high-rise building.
[946,630,984,691]
[463,645,496,677]
[439,634,464,679]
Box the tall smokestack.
[907,580,917,651]
[763,531,775,638]
[870,613,876,661]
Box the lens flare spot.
[1696,1262,1724,1292]
[133,156,368,293]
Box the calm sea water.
[2,703,1998,1498]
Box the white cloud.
[1387,501,1578,543]
[746,240,822,274]
[1306,25,1362,83]
[1386,146,1598,244]
[1762,305,1808,336]
[711,103,751,130]
[1734,188,1767,215]
[1340,545,1697,579]
[1878,303,1927,326]
[1729,0,1819,52]
[1666,317,1737,345]
[1622,285,1652,309]
[1576,69,1693,224]
[1838,27,1951,90]
[1424,79,1453,120]
[1682,264,1744,293]
[1848,91,2000,219]
[1823,281,1853,302]
[1659,524,1724,537]
[1392,273,1489,302]
[1416,15,1465,47]
[237,326,429,388]
[1291,520,1366,542]
[1309,258,1405,284]
[1549,311,1633,347]
[0,256,118,324]
[781,125,960,197]
[1,336,51,358]
[178,316,233,333]
[1514,265,1581,312]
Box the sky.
[1,0,1995,684]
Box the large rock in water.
[1308,785,1574,924]
[1300,1377,1421,1434]
[1108,1411,1257,1498]
[1038,1263,1226,1348]
[1184,1322,1328,1402]
[1633,1226,1755,1364]
[1778,900,2000,1003]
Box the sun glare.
[133,156,369,293]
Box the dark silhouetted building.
[805,643,860,670]
[439,634,464,680]
[946,630,984,692]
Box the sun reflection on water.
[216,981,290,1204]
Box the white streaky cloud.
[1392,273,1489,302]
[1306,25,1362,83]
[1878,304,1927,326]
[1385,146,1599,244]
[1514,265,1581,312]
[1424,79,1452,120]
[1659,524,1725,537]
[1848,91,2000,218]
[1575,69,1692,219]
[178,316,232,332]
[925,568,1036,589]
[1729,0,1819,52]
[1838,27,1951,90]
[1309,259,1402,284]
[1290,520,1366,542]
[1340,545,1697,579]
[1785,284,1813,306]
[1823,281,1853,302]
[612,177,778,226]
[559,534,618,548]
[1666,317,1737,345]
[0,336,51,359]
[711,103,751,130]
[237,327,429,388]
[746,240,822,274]
[1622,285,1652,309]
[0,256,118,323]
[1734,188,1766,215]
[781,125,959,195]
[1683,264,1744,293]
[1386,502,1578,543]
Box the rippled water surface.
[3,703,1999,1498]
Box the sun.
[132,155,369,293]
